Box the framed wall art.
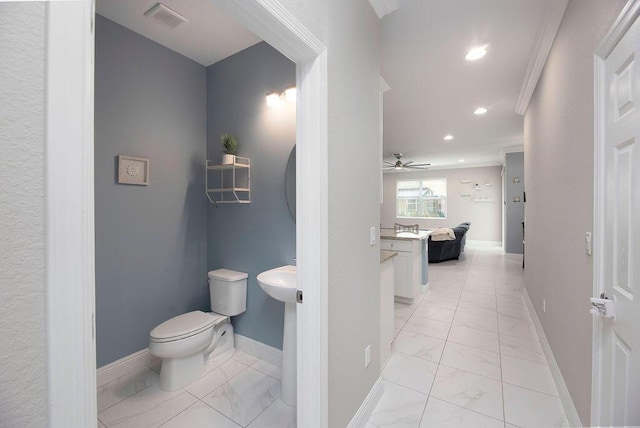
[118,155,149,186]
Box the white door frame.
[46,1,97,426]
[46,0,329,426]
[592,0,640,424]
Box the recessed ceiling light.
[444,135,454,141]
[474,107,488,115]
[465,46,487,61]
[459,159,465,162]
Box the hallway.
[366,244,570,427]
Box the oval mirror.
[285,146,296,222]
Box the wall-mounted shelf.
[206,157,251,204]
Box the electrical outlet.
[370,226,376,246]
[364,344,371,367]
[585,232,592,256]
[543,298,546,313]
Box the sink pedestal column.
[281,302,297,406]
[256,265,297,407]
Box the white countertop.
[380,250,398,264]
[380,228,431,241]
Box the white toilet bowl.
[149,269,248,391]
[149,311,232,391]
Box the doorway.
[45,0,328,426]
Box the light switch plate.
[370,226,376,246]
[585,232,592,256]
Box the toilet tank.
[208,269,247,316]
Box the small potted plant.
[221,133,238,165]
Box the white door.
[594,5,640,425]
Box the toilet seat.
[150,311,227,343]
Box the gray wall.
[95,15,208,367]
[381,166,503,242]
[0,3,48,426]
[285,3,381,426]
[266,1,381,425]
[206,42,296,350]
[524,0,626,423]
[326,8,381,424]
[504,152,524,253]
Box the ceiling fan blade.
[383,161,396,166]
[407,163,431,167]
[403,161,414,166]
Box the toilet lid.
[150,311,225,341]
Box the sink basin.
[257,265,297,303]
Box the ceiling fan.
[383,153,431,170]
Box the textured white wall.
[0,3,49,427]
[524,0,626,423]
[382,166,503,242]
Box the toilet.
[149,269,247,391]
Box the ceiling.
[96,0,261,66]
[381,0,552,170]
[97,0,553,170]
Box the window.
[396,178,447,219]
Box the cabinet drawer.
[380,239,413,252]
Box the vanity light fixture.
[284,86,296,102]
[443,135,454,141]
[266,86,296,107]
[266,92,281,107]
[474,107,488,115]
[465,46,487,61]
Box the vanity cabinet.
[380,238,423,303]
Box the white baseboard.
[522,288,583,427]
[97,334,281,387]
[422,282,429,294]
[234,334,282,367]
[96,348,160,387]
[347,377,384,428]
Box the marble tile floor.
[370,243,570,428]
[97,349,295,428]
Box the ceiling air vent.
[144,3,189,29]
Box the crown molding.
[368,0,399,20]
[212,0,324,62]
[595,0,640,58]
[515,0,569,116]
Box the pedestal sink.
[257,265,297,406]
